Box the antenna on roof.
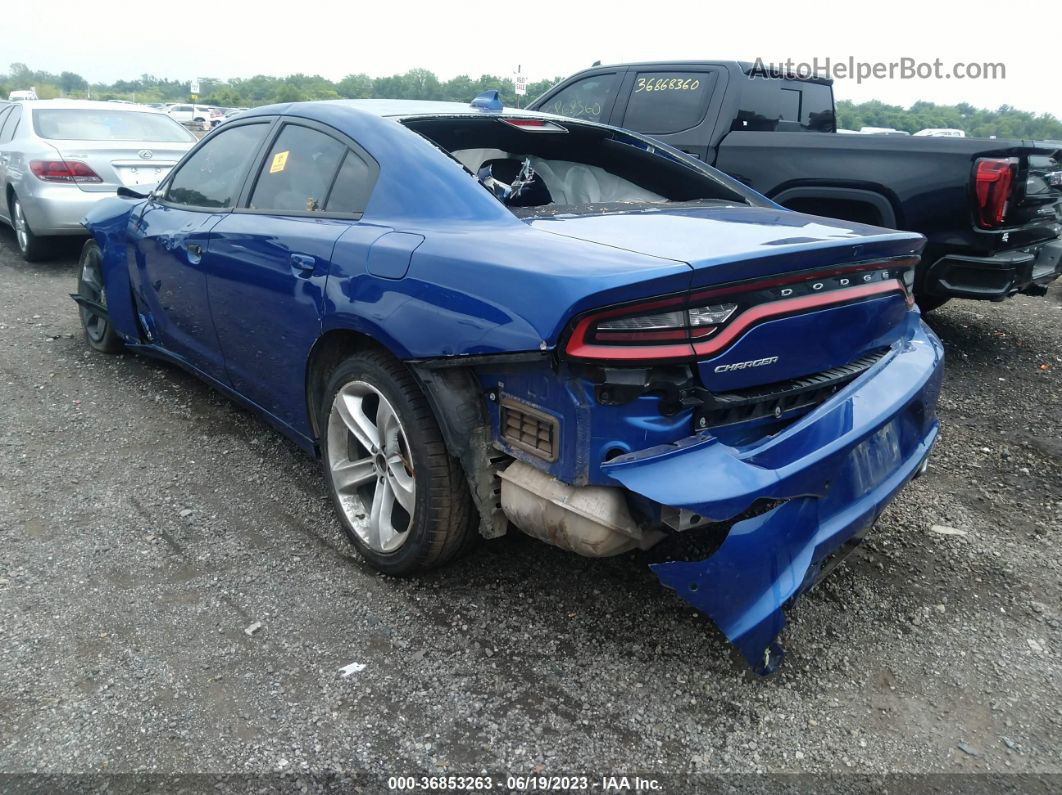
[470,90,503,112]
[592,60,601,67]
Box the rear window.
[623,72,718,135]
[33,109,196,142]
[734,78,835,132]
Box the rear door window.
[622,71,719,134]
[735,78,835,132]
[248,124,347,214]
[539,73,621,122]
[324,150,376,214]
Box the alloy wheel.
[12,199,28,253]
[326,381,416,553]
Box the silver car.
[0,99,197,261]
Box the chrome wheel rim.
[327,381,416,553]
[13,200,28,253]
[78,246,107,342]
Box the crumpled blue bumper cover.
[602,314,944,672]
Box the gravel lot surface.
[0,228,1059,786]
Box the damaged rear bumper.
[602,314,944,672]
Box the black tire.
[77,240,124,353]
[915,294,951,313]
[10,194,51,262]
[318,349,476,575]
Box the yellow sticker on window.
[269,150,289,174]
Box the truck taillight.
[564,260,917,363]
[30,160,102,184]
[974,157,1017,228]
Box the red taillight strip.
[690,280,903,357]
[565,279,905,361]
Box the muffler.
[498,460,662,557]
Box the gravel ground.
[0,228,1059,787]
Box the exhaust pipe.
[498,461,663,557]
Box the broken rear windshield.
[401,116,762,215]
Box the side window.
[166,123,269,208]
[623,72,719,135]
[325,150,375,214]
[542,73,620,122]
[0,106,21,143]
[734,78,835,133]
[249,124,347,213]
[0,107,12,140]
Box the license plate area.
[113,164,173,186]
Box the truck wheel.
[10,194,50,262]
[319,349,476,575]
[77,240,123,353]
[915,294,950,313]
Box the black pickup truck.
[528,62,1062,310]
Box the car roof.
[314,98,568,121]
[238,98,574,126]
[15,99,168,113]
[565,60,834,85]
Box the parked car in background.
[8,89,38,101]
[0,99,196,260]
[76,97,943,674]
[914,128,966,137]
[165,103,222,130]
[859,126,909,135]
[530,61,1062,310]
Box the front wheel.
[319,350,476,575]
[77,240,123,353]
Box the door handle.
[186,243,203,264]
[290,253,316,275]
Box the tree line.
[3,62,1060,140]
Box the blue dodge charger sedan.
[76,93,943,673]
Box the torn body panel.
[604,314,944,670]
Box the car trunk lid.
[547,205,924,390]
[46,140,190,193]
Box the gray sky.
[10,0,1060,117]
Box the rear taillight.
[974,157,1017,228]
[565,260,916,362]
[30,160,102,184]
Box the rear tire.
[77,240,124,353]
[318,349,476,575]
[10,194,51,262]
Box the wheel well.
[782,197,885,226]
[771,187,898,229]
[304,330,390,441]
